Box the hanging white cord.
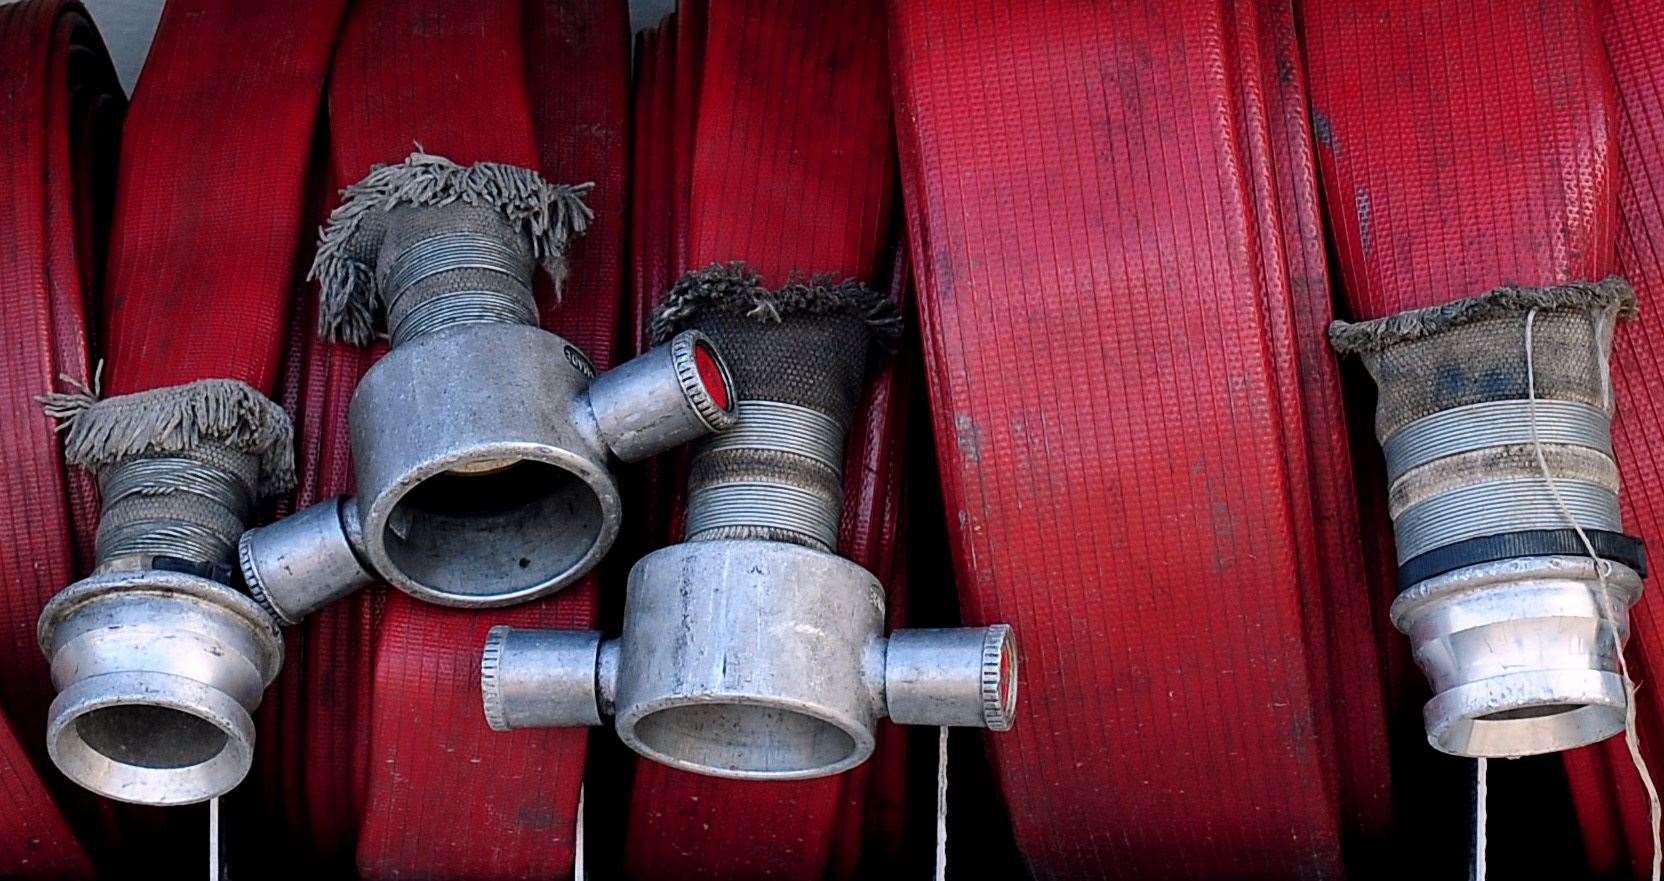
[209,796,222,881]
[935,726,949,881]
[1526,308,1661,881]
[574,784,586,881]
[1473,758,1487,881]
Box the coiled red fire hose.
[1305,0,1633,875]
[0,0,119,874]
[889,0,1395,876]
[1563,0,1664,875]
[617,1,917,878]
[292,1,628,877]
[91,0,342,865]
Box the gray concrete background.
[74,0,674,96]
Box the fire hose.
[30,0,346,813]
[1306,0,1637,776]
[621,3,933,877]
[1305,0,1662,876]
[0,0,120,874]
[258,1,648,877]
[889,0,1395,876]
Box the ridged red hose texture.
[0,1,118,874]
[309,1,629,877]
[890,0,1396,876]
[1304,0,1626,875]
[99,0,345,397]
[86,1,348,873]
[1563,0,1664,875]
[619,1,916,878]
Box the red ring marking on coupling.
[999,639,1017,710]
[694,340,731,412]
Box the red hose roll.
[68,0,346,870]
[889,0,1393,876]
[618,1,916,877]
[1305,0,1627,874]
[1563,0,1664,875]
[311,1,629,877]
[0,1,117,873]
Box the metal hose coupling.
[237,152,737,616]
[1332,278,1646,757]
[480,264,1020,780]
[34,378,290,804]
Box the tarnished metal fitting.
[238,496,373,625]
[481,265,1017,779]
[39,570,281,805]
[1394,556,1639,756]
[274,153,737,610]
[237,328,735,613]
[483,540,1017,779]
[344,324,732,607]
[34,379,291,804]
[1332,278,1645,757]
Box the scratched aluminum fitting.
[480,539,1018,780]
[1393,555,1639,757]
[38,569,283,805]
[238,324,735,613]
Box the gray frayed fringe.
[311,151,595,345]
[37,377,296,498]
[649,262,904,353]
[1330,277,1638,354]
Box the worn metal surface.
[483,538,1018,779]
[348,321,621,607]
[237,496,374,625]
[480,626,607,730]
[37,569,283,804]
[1393,555,1640,756]
[586,328,735,463]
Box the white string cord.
[1526,308,1661,881]
[1473,758,1487,881]
[936,726,949,881]
[574,784,586,881]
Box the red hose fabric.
[890,0,1393,876]
[316,1,628,877]
[100,0,346,397]
[619,2,913,878]
[0,2,116,872]
[1563,0,1664,875]
[1303,0,1616,320]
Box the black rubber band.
[1397,528,1648,592]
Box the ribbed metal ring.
[702,400,845,472]
[383,231,527,300]
[96,520,240,567]
[479,626,510,733]
[1393,477,1622,563]
[237,533,293,626]
[1383,399,1614,484]
[389,289,540,346]
[685,482,841,550]
[669,330,738,431]
[981,624,1018,731]
[100,456,252,520]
